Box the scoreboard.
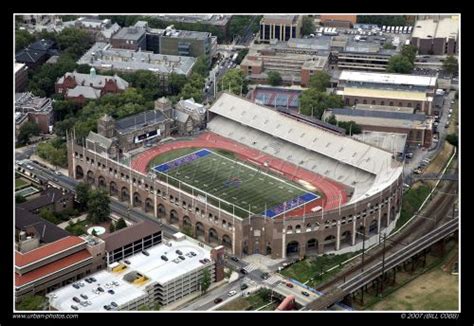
[134,129,161,144]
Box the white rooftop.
[339,70,437,87]
[48,237,212,312]
[412,17,459,40]
[15,62,26,74]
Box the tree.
[87,189,111,224]
[115,217,127,230]
[109,222,116,233]
[39,208,60,224]
[178,73,206,103]
[267,71,282,86]
[182,225,194,237]
[75,182,91,211]
[18,121,40,145]
[16,194,26,203]
[308,71,331,92]
[400,44,417,64]
[443,55,458,75]
[218,69,248,95]
[235,49,249,65]
[56,28,93,59]
[301,16,316,36]
[15,29,36,51]
[37,139,68,168]
[16,295,47,311]
[387,55,414,74]
[383,43,396,50]
[357,15,407,26]
[91,229,98,236]
[338,120,362,135]
[257,288,272,301]
[192,55,210,77]
[446,133,458,147]
[299,88,344,119]
[200,268,212,294]
[168,72,188,95]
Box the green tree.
[75,182,91,211]
[446,133,458,147]
[301,16,316,36]
[87,189,111,224]
[16,294,47,311]
[299,89,343,119]
[91,229,98,236]
[400,44,418,63]
[228,16,262,42]
[15,29,36,51]
[56,28,93,59]
[200,268,212,294]
[218,69,248,95]
[16,194,26,203]
[383,43,396,50]
[338,120,362,135]
[235,49,249,65]
[257,288,272,301]
[182,225,194,237]
[357,15,407,26]
[115,217,127,230]
[168,72,188,95]
[39,208,60,224]
[18,121,40,145]
[37,139,68,168]
[308,71,331,92]
[443,55,458,75]
[387,55,414,74]
[109,222,116,233]
[192,55,210,77]
[178,73,205,103]
[267,71,282,86]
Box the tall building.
[111,26,147,51]
[259,15,303,43]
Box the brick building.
[111,26,147,50]
[410,16,459,55]
[15,92,54,134]
[15,63,28,92]
[259,15,303,43]
[55,69,129,104]
[320,15,357,28]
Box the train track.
[316,167,458,294]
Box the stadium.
[67,92,404,259]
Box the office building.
[15,92,54,134]
[259,15,303,43]
[410,16,459,55]
[111,26,147,51]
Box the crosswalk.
[264,274,283,286]
[243,263,259,273]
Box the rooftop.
[412,17,459,39]
[353,131,407,154]
[15,236,85,268]
[355,103,415,114]
[17,187,72,212]
[15,92,53,113]
[338,70,437,87]
[337,87,430,101]
[115,109,168,135]
[162,28,211,40]
[262,15,300,25]
[57,71,129,91]
[112,26,146,41]
[100,220,161,252]
[15,62,26,73]
[48,237,212,311]
[77,42,195,76]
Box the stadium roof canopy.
[339,70,437,88]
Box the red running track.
[131,132,348,215]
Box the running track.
[131,132,348,215]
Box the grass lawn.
[280,252,357,289]
[218,289,276,311]
[153,149,319,218]
[15,178,29,190]
[65,220,90,236]
[395,185,431,230]
[367,243,459,311]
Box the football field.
[153,149,319,218]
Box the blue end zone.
[263,192,319,218]
[153,149,212,173]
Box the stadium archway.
[195,222,205,241]
[341,231,352,248]
[356,226,366,242]
[170,210,179,225]
[120,187,129,202]
[157,204,166,219]
[208,228,219,244]
[286,241,299,255]
[183,216,192,228]
[222,234,232,250]
[86,170,95,185]
[266,242,272,255]
[75,166,84,179]
[110,181,118,197]
[145,198,153,213]
[382,213,388,228]
[369,220,378,235]
[306,238,318,254]
[324,235,336,251]
[391,206,396,221]
[98,176,106,189]
[133,192,142,207]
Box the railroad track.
[316,171,458,293]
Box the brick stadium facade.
[67,132,403,260]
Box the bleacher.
[253,87,300,109]
[208,93,404,202]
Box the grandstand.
[208,93,403,203]
[249,86,301,110]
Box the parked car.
[161,255,169,261]
[240,268,248,275]
[72,283,80,289]
[103,305,111,311]
[301,291,310,297]
[85,278,93,284]
[110,302,118,308]
[124,260,131,265]
[142,250,150,256]
[228,290,237,297]
[178,255,185,260]
[90,277,97,282]
[97,287,105,292]
[73,297,81,303]
[214,298,223,304]
[230,256,239,262]
[71,305,79,311]
[190,252,196,256]
[286,282,294,288]
[108,289,115,295]
[240,284,248,290]
[80,294,88,300]
[176,250,183,255]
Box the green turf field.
[15,178,29,190]
[154,149,318,218]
